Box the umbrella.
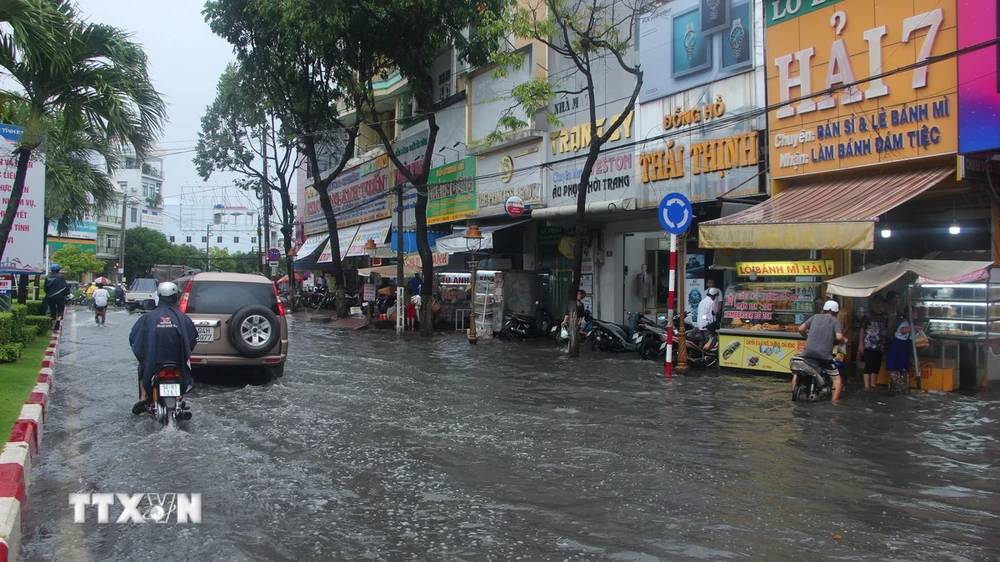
[92,276,110,284]
[277,273,306,284]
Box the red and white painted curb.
[0,331,58,562]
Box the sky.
[76,0,244,205]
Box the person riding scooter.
[795,300,848,402]
[128,282,197,418]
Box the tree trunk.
[0,147,32,265]
[565,143,604,357]
[277,186,296,309]
[302,134,350,318]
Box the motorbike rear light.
[178,280,193,313]
[272,283,285,316]
[157,367,182,380]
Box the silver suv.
[174,272,288,378]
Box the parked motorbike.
[637,316,719,369]
[590,312,651,353]
[144,363,191,426]
[498,302,557,340]
[790,355,837,402]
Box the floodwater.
[19,308,1000,560]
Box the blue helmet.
[50,264,60,272]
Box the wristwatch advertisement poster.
[700,0,729,34]
[672,7,711,78]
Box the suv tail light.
[273,283,285,316]
[178,280,193,313]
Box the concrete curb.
[0,330,58,562]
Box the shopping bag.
[560,326,569,340]
[913,326,930,348]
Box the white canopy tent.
[825,259,992,298]
[825,259,992,388]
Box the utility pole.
[261,126,271,276]
[206,223,212,271]
[118,193,128,284]
[396,184,404,336]
[257,216,264,274]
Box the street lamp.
[464,224,483,345]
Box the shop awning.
[699,167,955,250]
[529,198,637,220]
[345,218,393,257]
[294,234,329,263]
[318,225,361,263]
[434,221,530,255]
[357,263,421,277]
[825,259,992,297]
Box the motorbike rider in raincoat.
[128,282,197,416]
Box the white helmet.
[706,287,721,298]
[823,300,840,313]
[157,282,179,297]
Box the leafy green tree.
[49,243,106,277]
[0,0,166,263]
[194,63,298,295]
[302,0,505,334]
[483,0,643,356]
[204,0,359,317]
[122,227,174,280]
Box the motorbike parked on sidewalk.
[790,355,837,402]
[590,312,653,353]
[498,302,558,340]
[637,316,719,368]
[143,363,191,426]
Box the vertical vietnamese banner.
[0,124,46,273]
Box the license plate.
[159,383,181,397]
[197,327,214,342]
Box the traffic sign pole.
[657,192,693,381]
[665,234,676,379]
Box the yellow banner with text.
[736,260,835,277]
[720,334,805,374]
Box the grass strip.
[0,336,52,439]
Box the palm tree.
[44,113,122,234]
[0,0,167,261]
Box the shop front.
[700,0,996,384]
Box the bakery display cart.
[717,282,823,374]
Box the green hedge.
[10,304,26,334]
[15,325,37,346]
[25,315,51,333]
[24,300,45,316]
[0,342,24,363]
[0,313,12,346]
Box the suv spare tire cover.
[227,304,280,358]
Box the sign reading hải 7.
[767,0,958,179]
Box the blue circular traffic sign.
[658,192,693,235]
[267,248,281,261]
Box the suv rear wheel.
[227,304,280,358]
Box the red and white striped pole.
[665,233,677,378]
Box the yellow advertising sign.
[720,334,805,374]
[699,221,874,250]
[766,0,958,178]
[736,260,835,277]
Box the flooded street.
[19,307,1000,560]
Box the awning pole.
[907,284,921,389]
